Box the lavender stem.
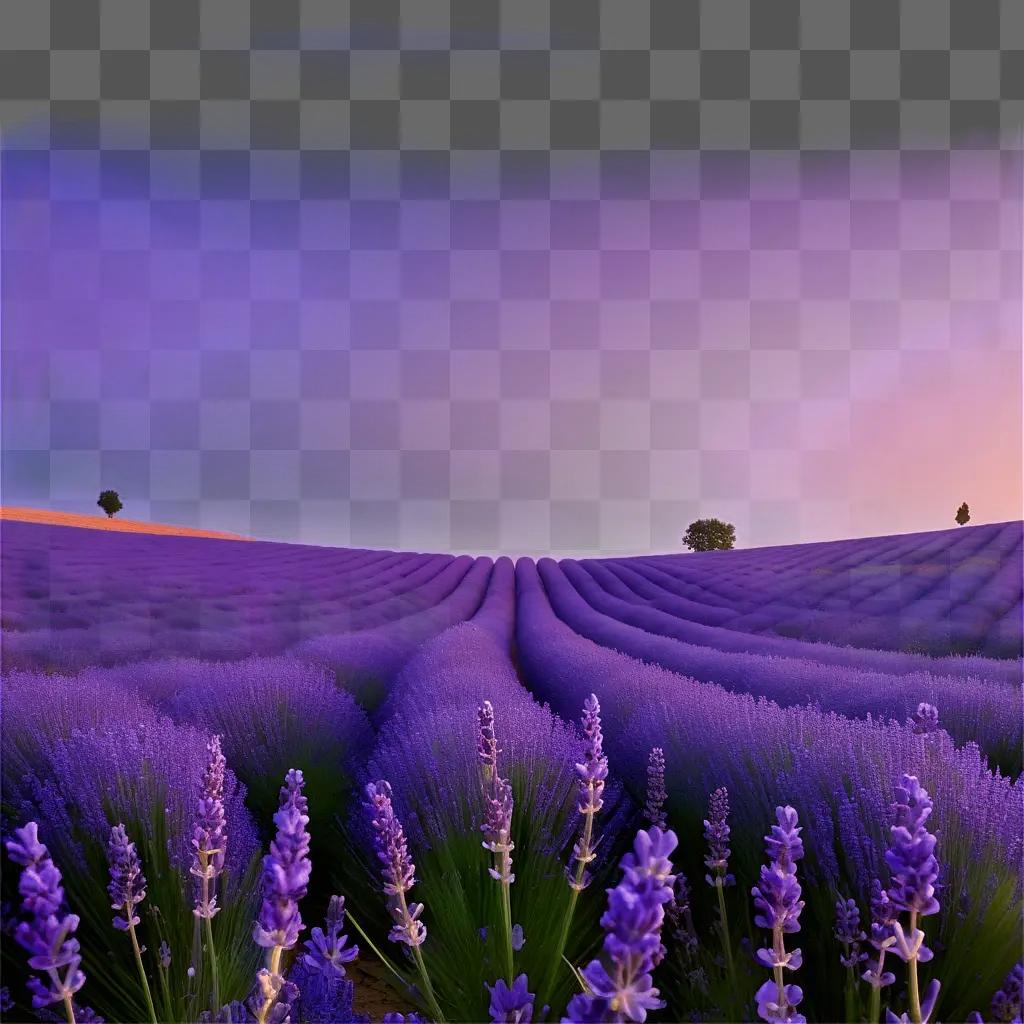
[127,919,157,1024]
[907,911,921,1024]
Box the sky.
[1,0,1021,556]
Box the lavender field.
[1,517,1021,1024]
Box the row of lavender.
[4,520,1020,676]
[621,520,1022,658]
[531,557,1022,773]
[2,520,1019,771]
[0,521,487,672]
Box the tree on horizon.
[97,490,123,519]
[955,502,970,526]
[683,518,736,552]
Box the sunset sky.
[2,2,1021,555]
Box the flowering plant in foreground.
[3,663,1018,1022]
[5,822,101,1024]
[881,775,941,1024]
[192,734,229,1009]
[478,700,517,983]
[751,806,806,1024]
[107,824,157,1024]
[564,825,677,1023]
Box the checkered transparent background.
[1,1,1021,555]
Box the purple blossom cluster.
[882,775,942,1024]
[193,734,228,920]
[833,898,867,971]
[568,693,608,891]
[703,787,734,888]
[5,823,94,1016]
[564,826,678,1023]
[478,700,516,885]
[751,807,806,1024]
[106,824,147,932]
[487,974,535,1023]
[254,769,313,951]
[862,880,898,992]
[643,748,667,830]
[366,780,426,948]
[907,702,941,735]
[989,962,1023,1022]
[301,895,358,979]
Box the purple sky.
[2,143,1020,554]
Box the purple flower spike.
[481,774,516,884]
[751,807,806,1023]
[886,774,940,918]
[833,898,867,970]
[907,702,940,735]
[159,942,172,969]
[191,734,228,920]
[576,694,608,817]
[861,880,897,990]
[381,1015,426,1024]
[301,895,358,979]
[885,774,939,965]
[703,787,734,888]
[487,973,535,1023]
[991,962,1023,1022]
[5,822,89,1012]
[563,826,677,1024]
[568,693,609,892]
[366,780,426,948]
[644,748,668,830]
[253,769,312,951]
[107,824,147,932]
[478,700,499,778]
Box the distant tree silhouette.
[955,502,970,526]
[683,518,736,552]
[97,490,123,519]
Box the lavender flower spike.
[834,898,867,971]
[991,962,1023,1022]
[191,734,227,920]
[546,694,609,998]
[254,769,313,951]
[481,773,516,884]
[301,895,358,979]
[884,775,940,1024]
[366,780,442,1023]
[107,824,147,931]
[644,748,668,830]
[5,822,93,1020]
[366,780,427,947]
[751,806,806,1024]
[563,826,677,1024]
[478,700,499,782]
[252,770,312,1024]
[487,973,535,1023]
[907,703,940,735]
[703,787,734,888]
[107,824,157,1024]
[862,880,897,990]
[885,775,940,941]
[569,693,608,890]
